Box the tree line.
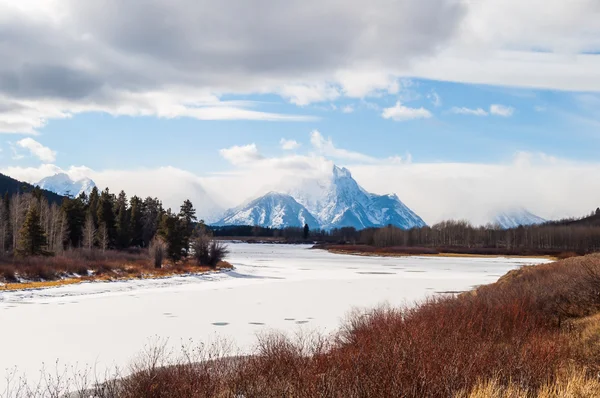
[357,218,600,254]
[0,186,225,265]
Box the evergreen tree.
[0,195,9,252]
[115,190,130,249]
[158,210,186,260]
[97,188,116,248]
[179,199,197,256]
[142,197,163,247]
[87,186,100,227]
[17,205,47,256]
[129,196,144,247]
[61,196,86,248]
[303,223,310,240]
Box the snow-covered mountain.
[35,173,96,197]
[214,192,320,229]
[493,208,547,229]
[216,165,427,230]
[289,165,426,230]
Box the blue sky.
[1,0,600,224]
[4,79,598,171]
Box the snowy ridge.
[493,208,547,229]
[35,173,96,197]
[216,165,427,230]
[215,192,320,229]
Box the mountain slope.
[218,165,427,230]
[214,192,319,229]
[0,173,66,204]
[494,208,547,229]
[368,193,427,229]
[35,173,96,197]
[289,165,426,230]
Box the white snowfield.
[0,243,551,391]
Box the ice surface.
[0,243,550,390]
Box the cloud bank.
[0,0,599,133]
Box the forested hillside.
[0,173,65,204]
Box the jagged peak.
[332,165,352,178]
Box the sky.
[1,0,600,225]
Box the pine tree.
[0,195,8,253]
[158,210,186,261]
[142,197,163,247]
[61,196,86,248]
[115,190,130,249]
[179,199,197,256]
[97,188,116,248]
[87,186,100,227]
[129,196,144,247]
[17,205,47,256]
[303,223,310,240]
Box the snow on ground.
[0,243,551,391]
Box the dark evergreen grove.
[0,183,215,263]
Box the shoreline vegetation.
[314,243,572,260]
[0,249,233,291]
[0,186,231,291]
[6,253,600,397]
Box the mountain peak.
[222,165,427,231]
[493,207,546,229]
[36,173,97,197]
[214,191,319,229]
[332,165,352,178]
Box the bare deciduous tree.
[82,212,97,250]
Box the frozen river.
[0,243,550,390]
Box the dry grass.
[322,244,575,260]
[0,249,234,290]
[460,369,600,398]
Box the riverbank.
[0,248,233,292]
[0,262,233,292]
[315,243,573,260]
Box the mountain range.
[35,173,96,197]
[4,169,548,230]
[214,165,428,230]
[493,208,547,229]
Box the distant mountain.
[35,173,96,197]
[0,173,65,204]
[289,165,426,230]
[493,208,547,229]
[214,192,320,229]
[217,165,427,231]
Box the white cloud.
[450,107,489,116]
[16,138,56,162]
[280,138,301,150]
[4,148,600,227]
[381,101,433,121]
[280,84,340,106]
[219,143,264,165]
[490,104,515,117]
[0,0,599,134]
[341,105,354,114]
[310,130,378,163]
[448,104,515,117]
[428,91,442,107]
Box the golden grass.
[0,260,234,292]
[459,369,600,398]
